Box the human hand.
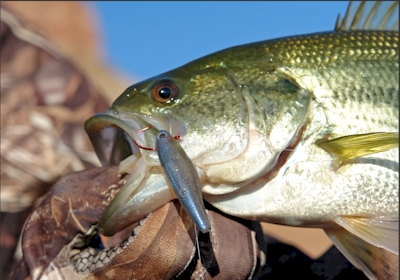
[10,166,264,280]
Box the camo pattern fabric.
[8,166,265,280]
[0,6,108,278]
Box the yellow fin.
[316,132,398,167]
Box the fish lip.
[84,109,153,166]
[84,109,186,167]
[99,213,150,249]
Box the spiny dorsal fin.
[316,132,399,167]
[335,1,399,31]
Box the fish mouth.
[84,109,186,236]
[84,111,137,167]
[85,108,187,167]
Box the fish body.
[85,1,399,279]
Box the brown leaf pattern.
[0,6,108,278]
[1,8,108,213]
[9,167,263,280]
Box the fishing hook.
[133,126,180,150]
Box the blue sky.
[91,2,349,81]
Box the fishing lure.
[135,127,211,233]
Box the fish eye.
[151,80,179,103]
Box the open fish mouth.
[84,109,189,236]
[85,108,187,167]
[85,110,138,167]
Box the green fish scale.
[262,31,399,134]
[266,31,398,65]
[177,72,241,140]
[168,30,399,137]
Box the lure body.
[156,130,211,233]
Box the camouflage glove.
[0,6,110,278]
[9,166,265,280]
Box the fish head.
[85,54,311,235]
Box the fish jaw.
[84,108,188,166]
[85,108,185,236]
[98,166,177,236]
[85,109,210,235]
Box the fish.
[85,1,399,279]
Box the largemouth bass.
[85,1,399,279]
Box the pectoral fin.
[325,215,399,280]
[316,132,398,167]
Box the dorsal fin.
[335,1,398,31]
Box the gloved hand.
[0,5,110,279]
[10,166,265,280]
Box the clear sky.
[90,2,349,81]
